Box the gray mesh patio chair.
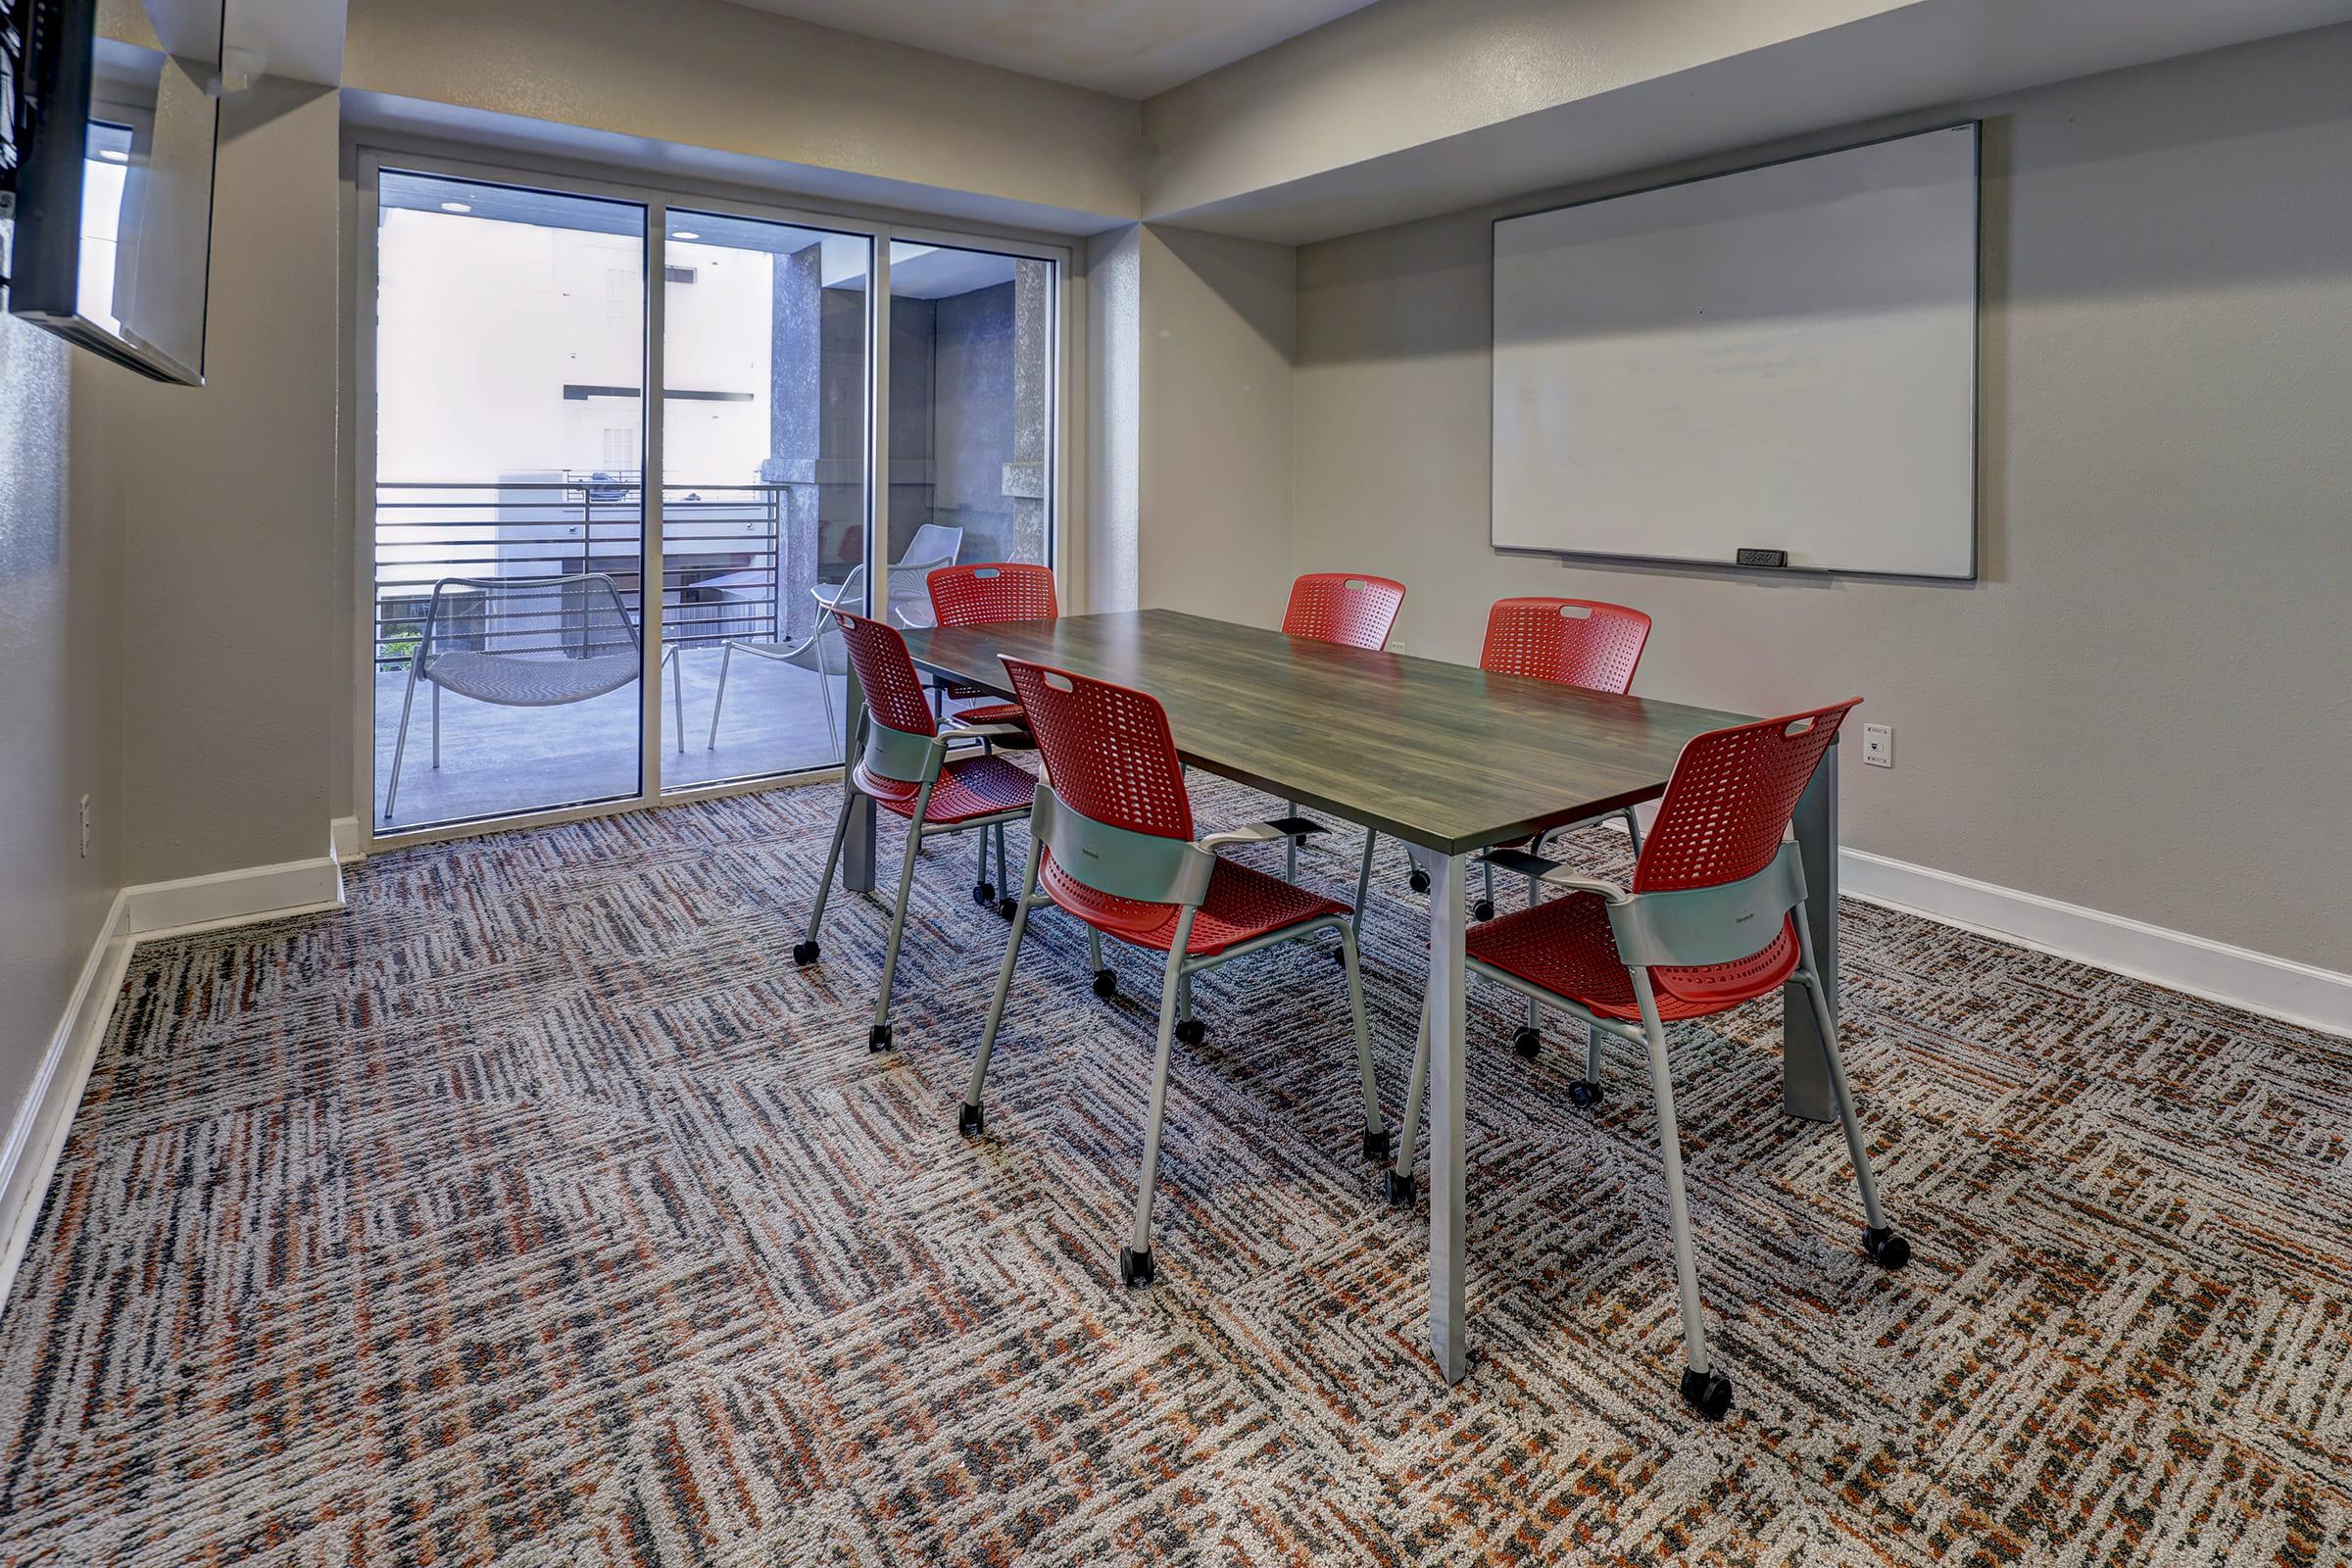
[383,572,681,821]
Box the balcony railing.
[372,478,803,671]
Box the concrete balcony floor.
[373,645,849,830]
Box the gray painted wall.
[114,84,344,882]
[1290,25,2352,971]
[0,311,124,1159]
[1137,225,1298,629]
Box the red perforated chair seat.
[1041,853,1350,957]
[1465,891,1800,1021]
[856,753,1038,825]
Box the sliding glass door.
[661,213,870,791]
[371,172,650,829]
[884,240,1056,627]
[363,157,1062,842]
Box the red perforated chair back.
[1634,699,1860,895]
[833,611,937,738]
[1481,599,1652,695]
[1002,658,1194,841]
[1281,573,1407,651]
[926,562,1059,627]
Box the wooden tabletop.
[902,610,1752,856]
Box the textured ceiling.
[710,0,1382,97]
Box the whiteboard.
[1492,125,1979,578]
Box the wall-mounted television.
[3,0,223,385]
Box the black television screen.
[5,0,222,384]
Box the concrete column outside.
[763,242,824,638]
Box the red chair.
[1472,596,1654,910]
[1480,596,1651,692]
[1281,571,1407,649]
[1351,595,1655,927]
[794,611,1037,1052]
[926,562,1059,907]
[925,562,1057,734]
[959,658,1389,1289]
[1276,572,1409,904]
[1386,699,1908,1420]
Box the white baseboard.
[1841,849,2352,1041]
[0,892,134,1315]
[1542,813,2344,1039]
[121,838,347,939]
[330,815,364,866]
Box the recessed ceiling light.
[671,230,700,241]
[439,200,471,213]
[99,148,129,163]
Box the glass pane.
[372,172,648,830]
[661,214,871,791]
[884,241,1054,634]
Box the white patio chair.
[810,524,962,628]
[716,530,964,757]
[383,572,681,821]
[706,565,861,761]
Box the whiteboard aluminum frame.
[1488,122,1982,584]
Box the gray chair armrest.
[939,722,1030,746]
[1199,816,1326,855]
[1479,846,1629,903]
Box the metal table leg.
[1781,741,1838,1121]
[1412,843,1470,1384]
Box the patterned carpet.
[3,776,2349,1567]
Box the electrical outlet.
[78,794,91,856]
[1861,724,1894,768]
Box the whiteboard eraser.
[1737,548,1789,567]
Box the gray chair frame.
[384,572,681,822]
[799,708,1033,1052]
[961,783,1387,1288]
[1386,838,1900,1415]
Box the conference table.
[859,609,1844,1385]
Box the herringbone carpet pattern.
[2,777,2348,1566]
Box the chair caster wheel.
[1510,1026,1541,1059]
[1407,868,1431,894]
[1292,834,1310,850]
[1361,1126,1392,1161]
[867,1024,892,1052]
[957,1102,985,1137]
[1119,1246,1155,1288]
[996,897,1018,920]
[792,941,820,966]
[1473,899,1496,922]
[971,882,996,906]
[1385,1169,1416,1207]
[1092,967,1118,999]
[1567,1079,1603,1109]
[1862,1227,1911,1269]
[1680,1367,1734,1421]
[1175,1019,1206,1046]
